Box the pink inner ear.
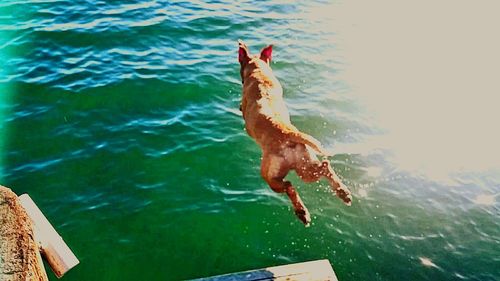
[239,47,249,64]
[260,45,272,62]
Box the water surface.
[0,0,498,280]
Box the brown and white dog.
[238,40,352,226]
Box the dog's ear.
[238,40,250,65]
[260,45,273,64]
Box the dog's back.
[239,44,327,154]
[240,59,292,146]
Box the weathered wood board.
[19,194,79,278]
[191,259,339,281]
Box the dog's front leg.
[261,154,311,226]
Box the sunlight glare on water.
[326,0,500,184]
[473,193,497,206]
[419,257,439,269]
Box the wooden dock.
[0,186,79,280]
[191,259,338,281]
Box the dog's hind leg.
[261,153,311,226]
[296,157,352,206]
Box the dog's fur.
[238,40,352,226]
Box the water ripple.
[0,0,319,91]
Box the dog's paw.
[295,208,311,227]
[335,186,353,206]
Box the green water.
[1,1,499,280]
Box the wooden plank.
[191,259,339,281]
[0,186,48,281]
[19,194,79,278]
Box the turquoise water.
[1,1,499,280]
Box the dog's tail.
[285,130,331,156]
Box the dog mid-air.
[238,40,352,226]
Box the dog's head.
[238,40,273,84]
